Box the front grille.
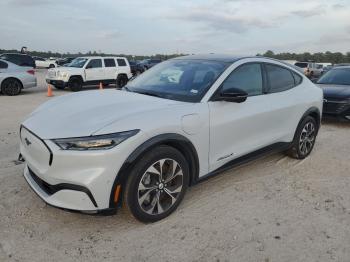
[323,100,350,114]
[28,167,55,195]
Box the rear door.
[103,58,117,81]
[85,59,104,81]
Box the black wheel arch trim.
[108,133,199,208]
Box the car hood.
[23,90,183,139]
[317,84,350,99]
[51,66,80,72]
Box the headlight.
[59,71,68,77]
[52,130,139,150]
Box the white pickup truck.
[46,56,132,91]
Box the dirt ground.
[0,70,350,262]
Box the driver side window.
[222,63,263,96]
[86,59,102,69]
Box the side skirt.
[195,142,291,184]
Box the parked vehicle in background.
[0,53,35,68]
[129,61,145,76]
[46,56,132,91]
[21,55,323,222]
[56,57,75,67]
[334,63,350,67]
[35,57,57,68]
[139,58,162,70]
[321,65,333,75]
[317,66,350,120]
[295,62,322,78]
[0,59,36,95]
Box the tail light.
[27,69,35,75]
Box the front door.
[85,59,104,82]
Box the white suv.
[20,55,323,222]
[46,56,132,91]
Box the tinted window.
[266,64,295,93]
[293,72,303,85]
[86,59,102,68]
[0,61,8,69]
[317,68,350,85]
[295,62,308,68]
[117,59,127,66]
[221,63,263,96]
[104,58,116,67]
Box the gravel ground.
[0,70,350,262]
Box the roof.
[78,56,127,59]
[173,54,247,63]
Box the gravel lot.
[1,69,350,262]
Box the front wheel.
[68,77,83,92]
[286,116,317,159]
[124,146,189,223]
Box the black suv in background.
[129,61,145,76]
[0,53,35,68]
[139,58,162,70]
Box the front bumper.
[46,79,67,88]
[323,100,350,119]
[19,126,144,213]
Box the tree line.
[259,50,350,64]
[0,48,185,61]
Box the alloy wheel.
[299,121,316,156]
[137,158,183,215]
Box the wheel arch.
[68,75,83,82]
[116,73,128,80]
[296,107,321,136]
[108,133,199,208]
[1,77,23,89]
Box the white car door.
[85,59,105,82]
[208,62,277,172]
[103,58,117,80]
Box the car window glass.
[266,64,295,93]
[86,59,102,68]
[117,59,127,66]
[293,72,302,85]
[104,58,116,67]
[221,63,263,96]
[0,61,8,69]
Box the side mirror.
[85,65,92,69]
[215,88,248,103]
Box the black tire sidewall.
[124,146,189,223]
[293,116,317,159]
[116,75,127,89]
[1,79,21,96]
[68,78,82,92]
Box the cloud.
[291,5,326,18]
[97,30,122,40]
[7,0,56,6]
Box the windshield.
[317,68,350,85]
[67,58,88,68]
[125,59,229,102]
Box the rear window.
[295,62,308,68]
[0,54,34,67]
[0,60,8,69]
[292,72,303,85]
[266,64,295,93]
[117,59,127,66]
[104,58,116,67]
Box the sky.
[1,0,350,56]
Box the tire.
[103,83,109,87]
[116,75,128,89]
[1,78,22,96]
[286,116,318,159]
[123,145,189,223]
[49,64,55,68]
[68,77,83,92]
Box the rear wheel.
[1,78,22,96]
[286,116,317,159]
[68,77,83,92]
[116,75,128,89]
[124,146,189,223]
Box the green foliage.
[0,48,186,61]
[262,50,350,64]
